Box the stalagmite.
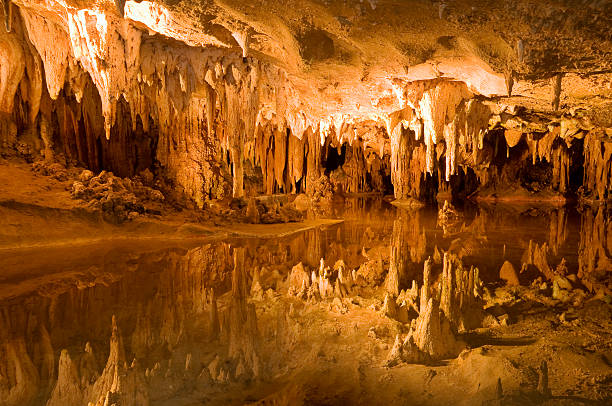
[499,261,519,286]
[288,262,310,296]
[523,241,555,280]
[385,263,400,297]
[47,350,83,406]
[438,253,483,331]
[385,333,431,366]
[420,257,432,313]
[413,297,464,359]
[381,293,398,319]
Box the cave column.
[390,126,409,199]
[231,141,244,198]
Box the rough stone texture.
[0,0,610,206]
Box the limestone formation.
[0,338,39,406]
[414,297,465,359]
[47,350,82,406]
[288,262,310,297]
[388,254,486,365]
[499,261,520,286]
[0,1,611,403]
[0,0,610,207]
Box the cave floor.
[0,159,343,250]
[0,182,612,405]
[0,162,611,405]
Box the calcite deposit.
[0,0,610,207]
[0,0,611,405]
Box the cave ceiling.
[4,0,612,126]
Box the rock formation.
[0,0,609,208]
[387,253,484,365]
[0,1,611,404]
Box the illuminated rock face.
[0,0,611,203]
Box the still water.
[0,199,609,405]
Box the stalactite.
[2,0,11,32]
[0,24,24,113]
[287,131,305,192]
[551,143,570,193]
[5,0,609,207]
[305,127,322,194]
[418,82,470,174]
[391,125,428,200]
[273,128,287,192]
[583,130,612,201]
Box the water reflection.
[0,199,609,405]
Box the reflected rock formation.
[0,0,611,403]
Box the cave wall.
[0,1,611,205]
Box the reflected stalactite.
[578,206,612,295]
[0,200,609,403]
[387,212,427,293]
[47,350,82,406]
[0,337,39,406]
[548,207,568,255]
[227,247,261,380]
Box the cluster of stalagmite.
[286,258,355,302]
[47,316,149,406]
[387,254,484,365]
[284,247,486,367]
